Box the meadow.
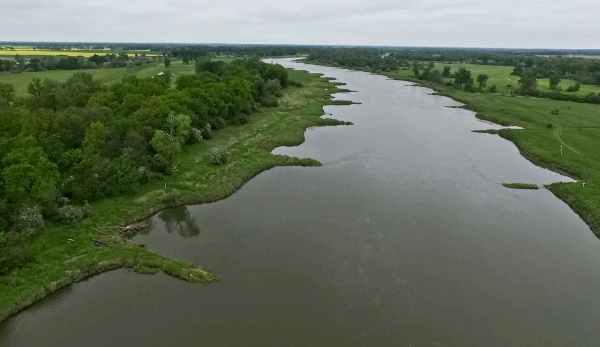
[0,61,196,95]
[393,64,600,97]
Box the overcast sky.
[2,0,599,48]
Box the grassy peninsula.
[0,67,352,323]
[502,183,540,190]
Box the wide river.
[2,59,600,346]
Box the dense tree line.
[0,56,290,274]
[0,53,158,74]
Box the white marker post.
[561,145,563,155]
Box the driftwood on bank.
[119,222,150,238]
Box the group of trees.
[0,56,291,274]
[0,53,159,74]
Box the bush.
[190,128,203,142]
[566,82,581,92]
[0,232,33,275]
[200,123,212,140]
[546,123,553,129]
[551,109,560,115]
[16,206,44,236]
[58,203,91,224]
[488,84,498,93]
[210,147,229,165]
[159,189,181,206]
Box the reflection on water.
[143,206,201,239]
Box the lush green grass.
[380,69,600,236]
[502,183,540,190]
[0,68,352,323]
[0,61,194,96]
[432,63,600,97]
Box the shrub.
[546,123,553,129]
[566,82,581,92]
[200,123,212,139]
[159,189,181,206]
[488,84,498,93]
[550,109,560,115]
[16,206,44,236]
[0,232,33,275]
[58,204,91,224]
[211,147,229,165]
[191,128,203,142]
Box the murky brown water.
[2,59,600,347]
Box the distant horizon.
[0,41,599,52]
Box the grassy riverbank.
[0,68,353,323]
[377,69,600,235]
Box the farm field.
[0,46,160,58]
[0,61,198,96]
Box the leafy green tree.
[549,74,561,90]
[411,64,420,77]
[454,68,474,89]
[476,74,489,90]
[0,83,15,106]
[427,70,443,84]
[151,130,181,170]
[164,57,171,68]
[442,66,451,77]
[518,73,538,96]
[2,147,60,204]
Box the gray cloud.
[1,0,599,48]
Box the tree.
[151,130,181,170]
[428,61,435,69]
[518,73,538,96]
[476,74,489,90]
[411,64,420,78]
[182,56,190,65]
[2,147,60,204]
[442,66,451,77]
[427,69,443,84]
[164,57,171,68]
[454,68,474,89]
[0,83,15,106]
[549,74,561,90]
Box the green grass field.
[439,63,600,97]
[0,67,352,323]
[383,68,600,235]
[0,61,197,96]
[0,58,240,96]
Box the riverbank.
[302,60,600,236]
[382,71,600,236]
[0,68,353,323]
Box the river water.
[2,59,600,347]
